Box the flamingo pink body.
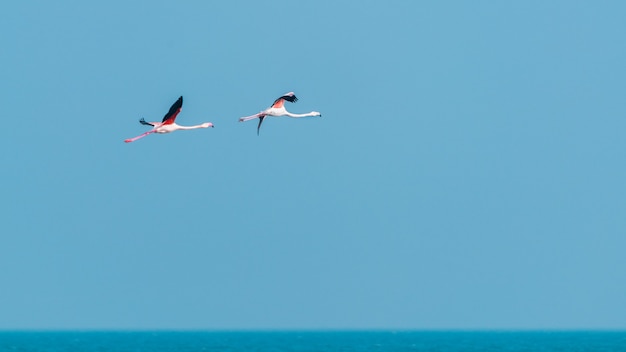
[124,96,214,143]
[239,92,321,135]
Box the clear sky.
[1,1,625,330]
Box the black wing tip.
[284,93,298,103]
[139,117,153,126]
[171,96,183,109]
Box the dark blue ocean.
[1,331,625,351]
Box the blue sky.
[1,1,625,330]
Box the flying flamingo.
[124,96,214,143]
[239,92,321,135]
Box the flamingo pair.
[124,92,321,143]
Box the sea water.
[0,331,625,351]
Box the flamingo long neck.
[284,111,317,118]
[177,124,208,130]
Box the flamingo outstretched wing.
[271,92,298,108]
[162,96,183,125]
